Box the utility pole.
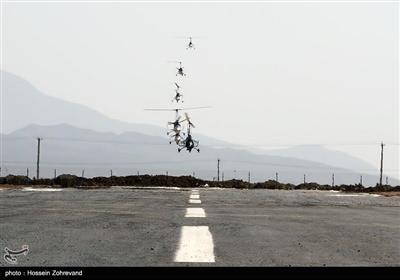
[110,169,113,177]
[36,138,41,179]
[332,173,335,187]
[248,171,251,183]
[217,159,220,182]
[360,175,363,186]
[193,171,195,177]
[386,176,388,185]
[166,171,168,176]
[54,169,57,179]
[379,142,385,186]
[82,169,85,178]
[303,174,306,184]
[26,168,29,178]
[137,171,139,176]
[275,172,279,182]
[222,172,224,181]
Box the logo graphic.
[3,245,29,265]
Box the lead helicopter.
[178,113,200,153]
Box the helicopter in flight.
[166,109,186,144]
[176,61,186,77]
[172,82,183,103]
[168,130,185,145]
[176,36,199,50]
[167,60,187,77]
[178,113,200,153]
[186,37,195,50]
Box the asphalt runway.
[0,187,399,266]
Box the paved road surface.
[0,187,399,266]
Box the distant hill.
[263,145,377,172]
[3,124,396,186]
[1,71,230,147]
[0,71,167,136]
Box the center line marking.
[23,187,63,192]
[174,226,215,263]
[185,208,206,218]
[189,199,201,204]
[190,194,200,199]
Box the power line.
[217,158,220,182]
[36,138,41,179]
[380,142,385,186]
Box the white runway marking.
[174,226,215,263]
[330,193,381,197]
[23,187,63,192]
[189,199,201,204]
[121,186,181,190]
[190,194,200,199]
[185,208,206,218]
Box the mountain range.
[1,70,393,186]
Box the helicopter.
[176,61,186,77]
[172,82,183,103]
[168,130,185,145]
[176,36,199,50]
[186,37,195,50]
[178,113,200,153]
[166,109,186,143]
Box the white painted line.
[174,226,215,263]
[121,186,181,190]
[330,193,381,197]
[23,187,63,192]
[367,194,381,197]
[185,208,206,218]
[190,194,200,199]
[189,199,201,204]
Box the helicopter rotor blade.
[184,112,190,120]
[145,106,210,112]
[175,36,204,39]
[184,112,196,128]
[144,108,178,111]
[180,106,211,111]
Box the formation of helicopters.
[146,37,208,153]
